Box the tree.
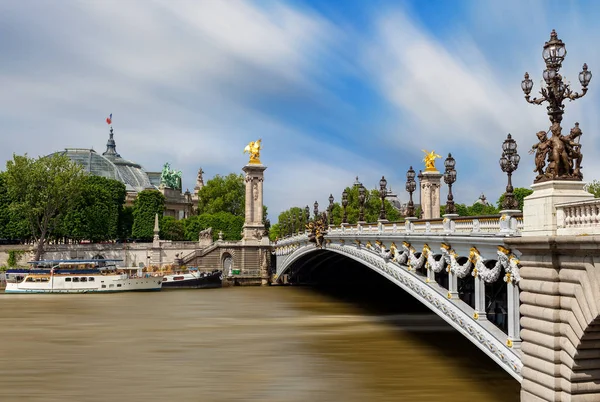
[131,190,165,241]
[585,180,600,198]
[4,153,85,260]
[160,216,185,241]
[196,173,245,216]
[118,206,134,240]
[61,176,126,242]
[184,212,244,241]
[496,188,534,211]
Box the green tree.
[496,188,534,211]
[61,176,126,242]
[585,180,600,198]
[119,206,134,240]
[184,212,244,241]
[197,173,245,216]
[4,154,85,260]
[328,186,401,224]
[132,190,165,241]
[160,216,185,241]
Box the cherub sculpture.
[243,139,262,164]
[529,130,550,180]
[564,122,583,178]
[422,150,441,172]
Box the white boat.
[5,259,163,294]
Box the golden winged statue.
[422,149,441,172]
[243,139,262,164]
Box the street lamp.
[304,205,310,225]
[313,201,319,220]
[341,189,348,224]
[358,183,366,223]
[500,134,521,210]
[405,166,416,217]
[328,194,334,225]
[521,30,592,182]
[379,176,388,221]
[443,153,457,214]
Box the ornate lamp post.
[358,183,366,223]
[304,205,310,225]
[328,194,334,225]
[313,201,319,220]
[341,189,348,224]
[443,153,457,214]
[521,29,592,182]
[405,166,416,217]
[379,176,388,221]
[500,134,521,210]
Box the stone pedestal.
[523,180,593,236]
[419,171,442,219]
[242,163,267,244]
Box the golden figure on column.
[244,139,262,164]
[422,150,441,172]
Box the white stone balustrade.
[556,198,600,235]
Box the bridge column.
[473,274,487,321]
[419,170,442,219]
[506,278,521,347]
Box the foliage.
[160,216,185,241]
[183,212,244,241]
[196,173,245,216]
[4,153,86,259]
[585,180,600,198]
[60,176,126,242]
[131,190,165,241]
[496,188,533,211]
[7,250,25,267]
[119,206,134,240]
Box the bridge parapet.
[556,198,600,236]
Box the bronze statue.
[422,150,441,172]
[529,130,550,180]
[244,139,262,164]
[306,216,326,248]
[530,122,585,182]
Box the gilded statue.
[530,122,585,182]
[244,139,262,164]
[422,150,441,172]
[307,216,327,248]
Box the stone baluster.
[448,267,458,299]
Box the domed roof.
[51,128,155,193]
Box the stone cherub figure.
[243,139,262,164]
[422,150,441,172]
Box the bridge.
[273,192,600,401]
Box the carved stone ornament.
[199,227,213,240]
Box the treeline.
[0,154,257,260]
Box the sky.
[1,0,600,218]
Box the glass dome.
[50,128,155,193]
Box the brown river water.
[0,287,519,402]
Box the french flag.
[106,113,112,125]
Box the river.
[0,286,519,401]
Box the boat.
[4,259,164,294]
[161,268,222,289]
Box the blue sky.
[1,0,600,218]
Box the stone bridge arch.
[275,239,523,381]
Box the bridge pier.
[507,236,600,401]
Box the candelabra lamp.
[405,166,417,217]
[328,194,334,225]
[379,176,388,221]
[341,189,348,224]
[499,134,521,210]
[358,183,366,222]
[443,153,457,214]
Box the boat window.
[80,277,87,282]
[40,277,50,282]
[73,277,80,282]
[101,285,106,288]
[117,284,122,287]
[26,277,34,282]
[109,284,114,288]
[65,278,72,282]
[89,277,95,282]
